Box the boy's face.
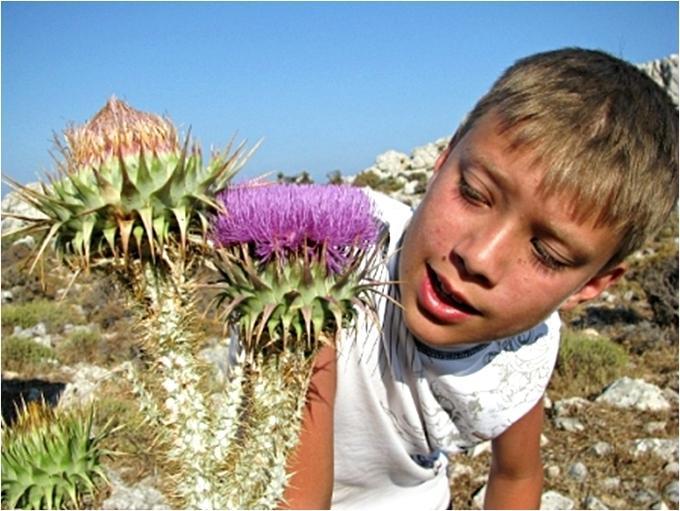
[398,110,626,346]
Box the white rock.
[554,396,591,416]
[375,150,409,174]
[629,438,678,463]
[637,54,678,106]
[601,477,621,491]
[543,395,553,409]
[650,501,670,510]
[568,461,588,482]
[589,441,613,457]
[663,461,679,475]
[582,328,601,337]
[633,489,661,505]
[102,469,169,510]
[584,495,609,509]
[541,490,575,510]
[63,323,96,336]
[596,377,670,412]
[663,481,678,505]
[546,465,561,478]
[1,290,13,303]
[12,235,36,249]
[645,421,667,434]
[554,417,585,432]
[1,184,48,234]
[662,388,679,407]
[57,363,112,409]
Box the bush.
[1,299,79,332]
[1,336,57,374]
[553,328,628,397]
[352,170,403,194]
[56,329,102,366]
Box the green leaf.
[102,225,118,257]
[80,214,96,268]
[171,206,188,251]
[136,207,156,262]
[134,146,155,197]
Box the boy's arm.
[484,398,545,510]
[280,344,337,509]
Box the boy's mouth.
[418,264,481,322]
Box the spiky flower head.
[211,183,385,353]
[213,183,380,273]
[3,97,255,272]
[1,399,112,509]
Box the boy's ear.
[559,263,627,311]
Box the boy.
[283,48,678,509]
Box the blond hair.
[453,48,678,267]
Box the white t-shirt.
[331,190,561,509]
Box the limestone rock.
[554,396,591,416]
[1,184,48,234]
[102,469,168,510]
[584,495,609,510]
[589,441,614,457]
[568,461,588,482]
[541,490,575,510]
[57,363,112,409]
[637,54,678,106]
[596,377,670,412]
[554,417,585,432]
[663,481,678,505]
[629,438,678,463]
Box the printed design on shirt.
[378,288,558,451]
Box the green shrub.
[1,299,79,331]
[554,328,628,397]
[1,336,57,373]
[56,329,102,366]
[352,170,404,193]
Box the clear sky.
[2,1,678,195]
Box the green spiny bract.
[4,96,254,273]
[1,400,112,510]
[211,239,385,357]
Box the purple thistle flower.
[213,184,380,273]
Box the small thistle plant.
[1,400,112,510]
[209,183,385,507]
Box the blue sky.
[2,2,678,195]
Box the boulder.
[596,377,670,412]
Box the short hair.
[452,48,678,268]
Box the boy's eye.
[531,239,568,271]
[459,176,489,206]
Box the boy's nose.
[451,223,513,287]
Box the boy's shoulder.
[360,187,413,252]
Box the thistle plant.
[2,98,256,508]
[1,399,112,510]
[209,183,386,507]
